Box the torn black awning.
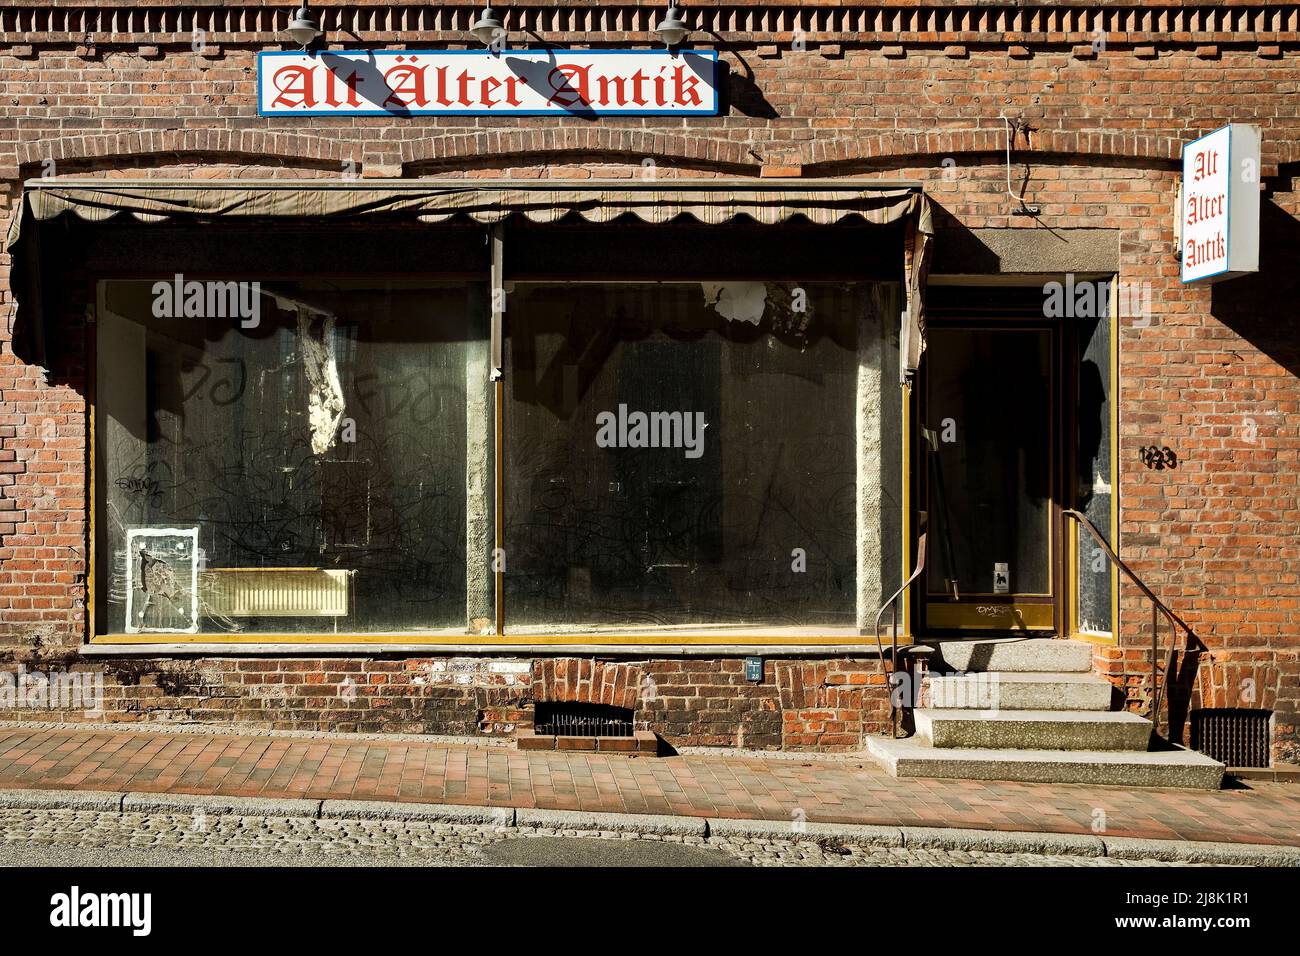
[5,178,933,377]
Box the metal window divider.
[490,224,505,637]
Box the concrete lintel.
[931,227,1120,276]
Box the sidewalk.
[1,723,1298,850]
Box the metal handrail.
[1062,508,1205,728]
[874,523,927,738]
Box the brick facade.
[1,2,1298,757]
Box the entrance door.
[919,324,1057,632]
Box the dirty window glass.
[504,281,887,631]
[924,327,1053,600]
[1075,308,1114,635]
[95,279,482,635]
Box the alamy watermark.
[0,665,104,716]
[151,273,261,329]
[50,886,151,937]
[1042,274,1153,326]
[890,669,1002,713]
[595,404,708,459]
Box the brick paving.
[1,725,1298,847]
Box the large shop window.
[93,259,901,641]
[505,281,884,632]
[95,279,485,635]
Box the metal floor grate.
[1190,708,1271,768]
[533,702,634,738]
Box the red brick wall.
[1,3,1298,756]
[0,651,886,751]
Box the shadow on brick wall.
[1211,192,1300,376]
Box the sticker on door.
[993,563,1010,594]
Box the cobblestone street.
[0,808,1210,868]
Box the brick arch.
[532,658,646,711]
[400,128,758,175]
[798,128,1194,174]
[16,129,354,176]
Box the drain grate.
[1190,708,1271,768]
[533,702,634,738]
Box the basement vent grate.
[1190,708,1271,768]
[534,702,634,738]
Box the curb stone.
[321,799,514,825]
[0,788,1297,865]
[900,826,1107,857]
[0,789,124,812]
[515,808,708,836]
[707,818,905,847]
[1100,835,1300,866]
[120,792,323,819]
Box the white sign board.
[124,526,200,634]
[1180,124,1261,283]
[258,50,719,117]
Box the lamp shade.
[469,6,504,46]
[655,3,690,47]
[287,6,322,47]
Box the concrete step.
[926,638,1093,673]
[915,709,1153,751]
[925,671,1114,711]
[866,736,1225,790]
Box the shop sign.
[258,49,719,117]
[1180,124,1261,283]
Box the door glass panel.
[1075,310,1114,635]
[924,327,1052,600]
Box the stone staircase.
[866,638,1225,790]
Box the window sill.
[83,629,885,657]
[1067,630,1118,646]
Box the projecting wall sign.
[1180,123,1262,283]
[258,49,720,117]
